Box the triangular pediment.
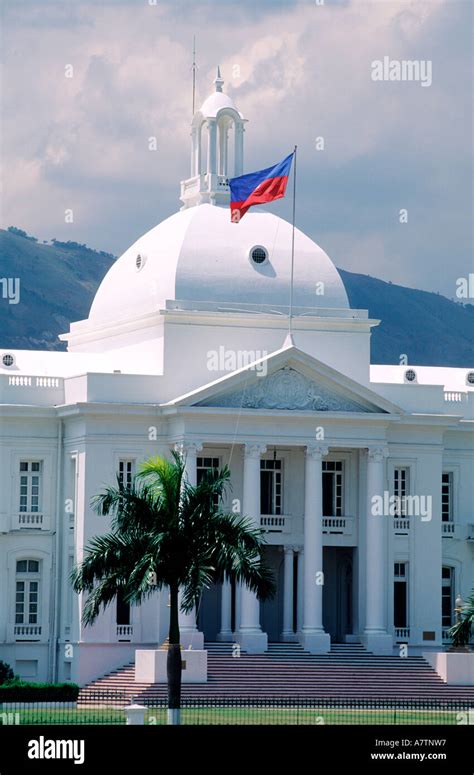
[165,345,404,415]
[197,366,375,412]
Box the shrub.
[0,660,15,685]
[0,681,79,702]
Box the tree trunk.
[167,582,182,725]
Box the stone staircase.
[78,642,474,704]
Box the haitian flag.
[229,151,294,222]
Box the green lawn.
[0,706,464,725]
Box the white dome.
[198,91,243,119]
[88,204,349,325]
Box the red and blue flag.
[229,152,294,222]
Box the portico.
[181,432,394,655]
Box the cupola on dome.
[87,68,350,326]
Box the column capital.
[242,443,267,460]
[174,441,203,457]
[367,445,389,463]
[284,546,295,557]
[305,444,329,461]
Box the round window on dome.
[135,253,147,271]
[2,353,14,367]
[467,371,474,385]
[405,369,417,383]
[249,246,268,266]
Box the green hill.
[1,227,472,365]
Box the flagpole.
[288,145,297,339]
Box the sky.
[0,0,472,299]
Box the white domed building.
[0,71,473,686]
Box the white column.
[236,443,268,653]
[300,444,330,653]
[234,122,244,176]
[207,119,217,174]
[363,446,393,655]
[191,127,197,177]
[218,123,228,177]
[296,547,304,634]
[281,547,296,641]
[217,576,233,642]
[174,441,204,649]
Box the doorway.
[322,547,354,642]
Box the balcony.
[394,627,410,641]
[442,627,452,644]
[13,624,42,641]
[441,522,470,540]
[392,518,410,535]
[322,516,354,536]
[116,625,133,641]
[12,513,48,531]
[260,515,291,533]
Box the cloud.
[0,0,471,300]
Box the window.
[260,459,282,515]
[442,473,453,522]
[197,457,220,507]
[249,246,268,265]
[393,467,409,517]
[15,560,40,625]
[394,563,408,628]
[442,567,454,627]
[116,589,130,626]
[322,461,343,517]
[19,461,42,513]
[118,460,134,490]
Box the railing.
[14,625,42,640]
[116,625,133,640]
[442,522,455,535]
[441,522,471,540]
[13,513,44,529]
[8,694,467,725]
[444,391,467,402]
[322,516,354,536]
[394,627,410,640]
[260,515,290,533]
[8,376,60,388]
[392,518,410,534]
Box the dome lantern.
[180,67,247,209]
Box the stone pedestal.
[125,704,147,725]
[424,651,474,685]
[135,649,207,683]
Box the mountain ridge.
[1,228,472,366]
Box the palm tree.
[449,591,474,650]
[71,451,275,723]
